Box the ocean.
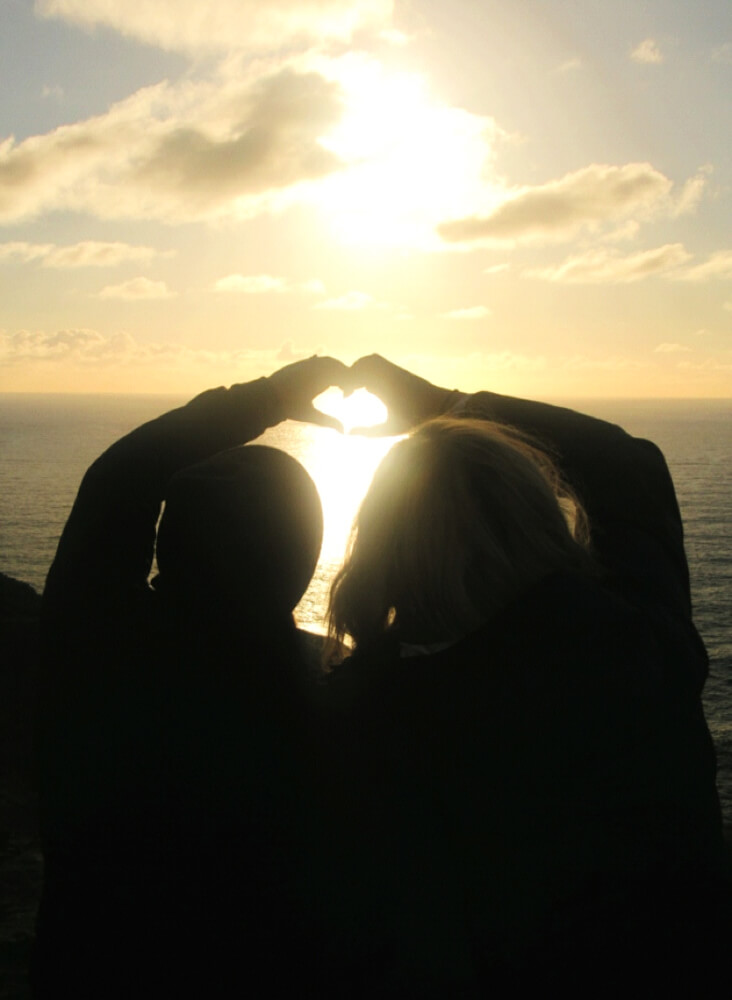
[0,393,730,827]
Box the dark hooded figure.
[32,357,349,998]
[320,356,732,996]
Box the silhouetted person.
[33,357,350,998]
[320,356,731,995]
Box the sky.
[1,0,731,397]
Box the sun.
[311,56,500,249]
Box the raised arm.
[349,355,691,618]
[44,357,350,615]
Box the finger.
[304,405,344,433]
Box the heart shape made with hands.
[314,387,388,433]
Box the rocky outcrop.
[1,573,42,1000]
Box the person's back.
[33,358,348,997]
[322,356,731,994]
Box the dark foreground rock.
[1,573,41,1000]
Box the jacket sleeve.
[43,378,287,617]
[453,391,692,619]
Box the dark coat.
[33,379,322,997]
[320,392,731,995]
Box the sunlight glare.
[314,387,388,432]
[257,419,398,633]
[296,426,397,632]
[314,56,502,249]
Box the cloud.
[276,340,311,362]
[711,42,732,64]
[133,71,342,208]
[675,250,732,282]
[214,273,325,294]
[35,0,393,53]
[0,240,162,268]
[601,220,641,243]
[483,263,509,275]
[215,274,286,294]
[298,278,327,295]
[672,166,711,217]
[441,305,491,320]
[654,343,691,353]
[556,58,582,74]
[437,163,674,245]
[46,241,163,267]
[0,241,55,263]
[0,66,346,224]
[631,39,664,64]
[315,290,381,310]
[41,83,64,101]
[379,28,410,46]
[0,45,504,248]
[724,302,732,312]
[525,244,691,283]
[0,327,323,380]
[0,328,131,363]
[98,277,174,300]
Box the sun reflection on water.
[256,420,398,633]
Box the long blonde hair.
[327,417,593,657]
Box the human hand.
[268,355,354,432]
[347,354,458,435]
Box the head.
[155,445,323,622]
[328,417,593,655]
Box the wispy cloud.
[654,342,691,353]
[48,241,165,268]
[0,327,323,382]
[675,250,732,282]
[711,42,732,64]
[214,273,325,294]
[671,166,711,217]
[0,328,135,363]
[98,277,174,300]
[483,263,509,275]
[276,340,317,362]
[41,83,64,101]
[525,244,691,283]
[215,274,286,294]
[441,305,491,320]
[379,28,410,46]
[437,163,675,245]
[315,290,384,310]
[36,0,393,53]
[631,39,664,64]
[556,57,582,74]
[0,241,54,263]
[0,240,163,267]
